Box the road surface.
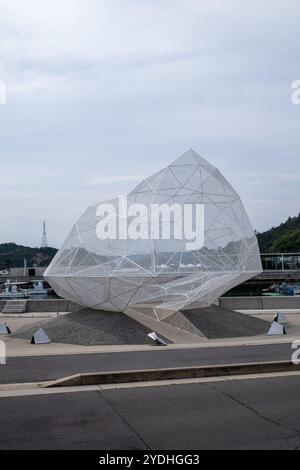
[0,375,299,449]
[0,342,293,384]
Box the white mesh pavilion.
[45,150,262,321]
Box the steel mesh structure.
[45,150,262,320]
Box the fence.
[261,254,300,271]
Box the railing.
[2,254,300,275]
[261,254,300,271]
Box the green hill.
[1,213,300,269]
[0,243,58,269]
[257,214,300,253]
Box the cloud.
[0,0,299,246]
[85,174,145,186]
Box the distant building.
[0,267,46,278]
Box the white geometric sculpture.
[31,329,51,345]
[0,340,6,365]
[0,322,11,335]
[267,322,286,336]
[148,332,168,347]
[274,313,288,325]
[45,150,262,321]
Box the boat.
[25,280,52,297]
[0,280,30,299]
[262,281,300,297]
[0,279,52,299]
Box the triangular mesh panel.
[45,150,262,322]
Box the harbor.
[0,279,53,300]
[2,252,300,300]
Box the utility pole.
[23,259,27,277]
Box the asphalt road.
[0,375,299,450]
[0,342,294,384]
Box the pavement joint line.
[1,371,300,399]
[97,389,152,450]
[205,381,300,437]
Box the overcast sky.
[0,0,299,248]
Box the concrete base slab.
[237,311,300,336]
[1,308,299,359]
[125,306,203,344]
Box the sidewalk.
[2,333,297,359]
[1,310,299,358]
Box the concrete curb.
[44,361,300,388]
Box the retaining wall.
[219,296,300,311]
[1,299,82,313]
[3,296,300,314]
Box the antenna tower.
[41,220,48,248]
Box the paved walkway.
[1,311,299,358]
[0,375,299,449]
[0,342,294,385]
